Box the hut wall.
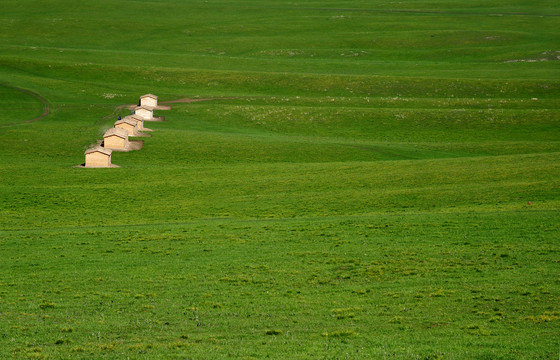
[135,108,153,120]
[141,97,157,107]
[105,135,127,149]
[85,152,111,167]
[116,123,136,135]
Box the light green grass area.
[0,0,559,358]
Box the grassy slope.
[0,0,559,358]
[0,84,44,126]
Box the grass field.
[0,0,559,358]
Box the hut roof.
[85,146,112,156]
[135,105,153,111]
[115,118,137,127]
[104,127,128,139]
[141,93,158,100]
[125,114,144,122]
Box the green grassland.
[0,0,559,358]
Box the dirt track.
[0,82,50,128]
[160,97,235,104]
[105,97,233,121]
[2,89,230,127]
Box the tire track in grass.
[0,82,49,128]
[103,96,235,121]
[263,6,560,17]
[160,97,236,104]
[1,208,556,234]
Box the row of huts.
[84,94,169,168]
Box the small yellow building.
[103,127,129,150]
[134,106,154,121]
[115,118,138,136]
[85,146,112,167]
[140,94,158,108]
[124,114,145,130]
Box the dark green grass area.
[1,211,559,359]
[1,151,559,229]
[0,0,559,358]
[1,0,559,80]
[0,84,45,126]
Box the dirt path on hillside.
[0,82,49,128]
[102,104,131,121]
[160,97,236,104]
[0,90,231,127]
[105,97,235,120]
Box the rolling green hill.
[0,0,558,358]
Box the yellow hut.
[134,106,154,121]
[103,127,129,150]
[124,114,145,130]
[115,118,138,136]
[85,146,112,167]
[140,94,158,108]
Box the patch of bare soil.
[132,132,152,137]
[101,140,144,152]
[144,116,165,122]
[128,140,144,151]
[124,104,138,111]
[504,50,560,63]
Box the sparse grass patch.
[322,330,357,338]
